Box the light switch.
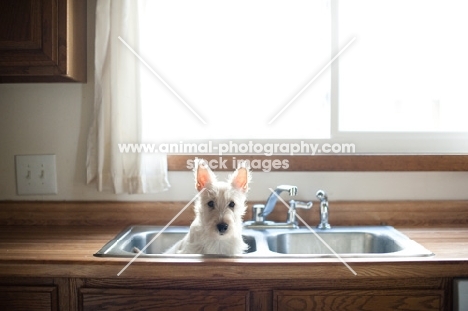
[15,154,58,195]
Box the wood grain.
[0,277,452,311]
[0,214,467,281]
[0,223,463,311]
[0,0,87,82]
[78,278,451,311]
[0,200,467,227]
[83,277,447,291]
[168,154,468,171]
[274,289,443,311]
[0,285,58,311]
[81,288,249,311]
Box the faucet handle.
[297,201,313,209]
[287,200,313,224]
[289,200,313,210]
[278,185,298,196]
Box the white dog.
[165,159,251,255]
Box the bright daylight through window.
[139,0,331,141]
[338,0,468,132]
[136,0,468,150]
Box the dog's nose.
[216,223,229,234]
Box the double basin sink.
[94,225,434,258]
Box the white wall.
[1,0,467,202]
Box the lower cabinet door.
[274,289,444,311]
[81,288,249,311]
[0,286,58,311]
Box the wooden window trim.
[168,154,468,171]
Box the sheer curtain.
[87,0,170,194]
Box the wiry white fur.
[165,159,251,255]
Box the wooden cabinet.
[75,278,451,311]
[0,0,87,82]
[274,289,444,311]
[0,277,453,311]
[80,288,249,311]
[0,286,58,311]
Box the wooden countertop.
[0,225,467,280]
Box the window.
[139,0,331,141]
[136,0,468,153]
[338,0,468,133]
[334,0,468,153]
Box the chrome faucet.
[244,185,312,229]
[316,190,331,229]
[262,185,298,218]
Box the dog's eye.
[207,201,215,208]
[228,201,235,208]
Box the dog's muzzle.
[216,222,229,234]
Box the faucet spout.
[262,185,298,217]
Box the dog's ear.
[229,162,251,193]
[195,159,216,191]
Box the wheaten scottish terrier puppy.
[165,159,251,255]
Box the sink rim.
[94,225,434,258]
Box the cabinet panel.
[0,0,86,82]
[0,1,42,49]
[0,285,58,311]
[81,288,249,311]
[274,289,443,311]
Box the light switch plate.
[15,154,58,195]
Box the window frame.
[168,154,468,171]
[165,0,468,171]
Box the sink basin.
[265,227,433,257]
[268,232,400,254]
[94,225,433,258]
[94,226,261,257]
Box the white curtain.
[87,0,170,194]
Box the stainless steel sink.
[94,226,262,257]
[269,232,398,254]
[94,225,433,258]
[265,226,433,257]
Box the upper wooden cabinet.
[0,0,87,82]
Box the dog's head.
[194,159,251,238]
